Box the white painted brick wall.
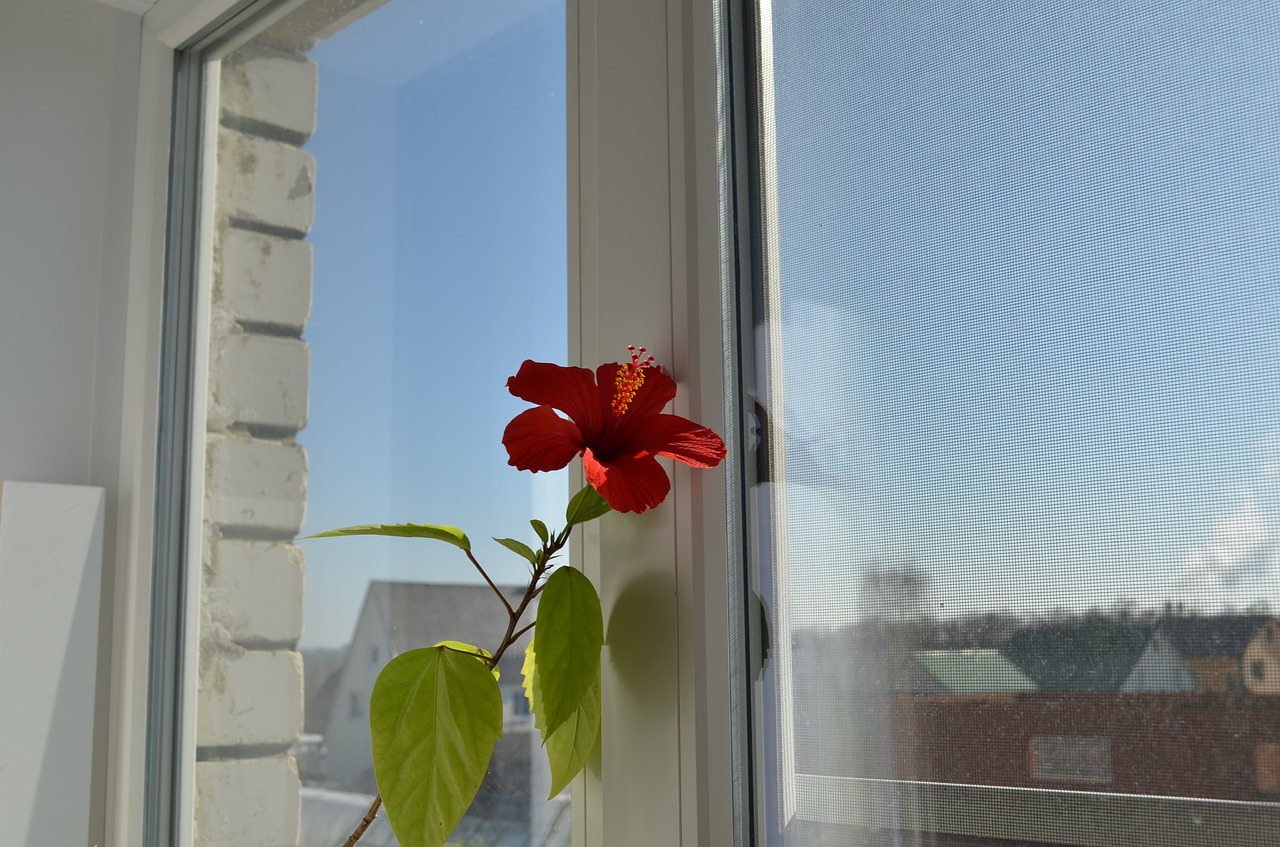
[220,53,319,141]
[198,648,304,748]
[206,540,304,645]
[216,128,315,234]
[216,229,312,330]
[205,435,307,534]
[208,331,310,432]
[198,36,318,847]
[195,757,300,847]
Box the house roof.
[365,581,534,681]
[913,649,1038,694]
[1157,615,1276,658]
[1001,622,1154,691]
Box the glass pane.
[748,1,1280,844]
[193,1,567,845]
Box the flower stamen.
[612,345,655,416]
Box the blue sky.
[767,0,1280,625]
[293,0,1280,646]
[298,0,566,648]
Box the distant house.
[1002,622,1197,693]
[1244,619,1280,695]
[321,581,553,843]
[1158,615,1280,694]
[911,649,1037,695]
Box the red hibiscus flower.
[503,347,727,514]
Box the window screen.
[746,2,1280,844]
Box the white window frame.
[570,0,741,843]
[101,0,741,845]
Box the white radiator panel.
[0,481,106,846]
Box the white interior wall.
[0,2,147,844]
[0,0,139,487]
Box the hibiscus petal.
[503,406,584,472]
[583,448,671,514]
[638,414,727,468]
[507,361,604,440]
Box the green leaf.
[369,645,503,847]
[521,640,546,736]
[546,672,601,797]
[523,639,601,798]
[307,522,471,551]
[564,485,612,527]
[533,567,604,735]
[494,537,538,565]
[530,519,550,544]
[436,641,499,681]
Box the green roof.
[1002,623,1154,691]
[913,649,1037,694]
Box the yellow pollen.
[612,367,645,415]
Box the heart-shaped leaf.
[307,522,471,551]
[369,643,503,847]
[534,567,604,735]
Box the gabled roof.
[913,649,1037,694]
[1002,622,1154,691]
[364,581,533,680]
[1157,615,1276,659]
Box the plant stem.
[466,549,515,615]
[341,793,382,847]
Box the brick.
[217,128,314,234]
[216,229,312,329]
[194,756,299,847]
[208,332,309,432]
[220,53,318,141]
[206,540,304,645]
[205,435,307,534]
[197,647,303,748]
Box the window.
[741,0,1280,844]
[166,0,569,844]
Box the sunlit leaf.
[437,640,499,681]
[369,645,503,847]
[494,537,538,565]
[307,522,471,551]
[534,567,604,735]
[564,485,611,527]
[523,638,601,797]
[531,519,550,544]
[522,639,548,738]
